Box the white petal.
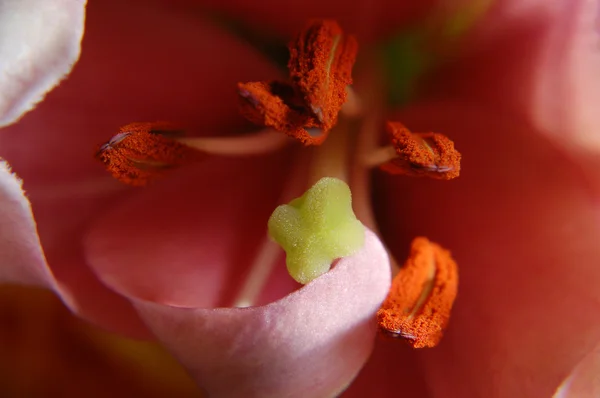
[0,0,86,126]
[0,159,52,286]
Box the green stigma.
[268,177,365,284]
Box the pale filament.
[175,128,290,156]
[361,145,397,168]
[308,118,353,185]
[232,150,309,308]
[341,86,362,117]
[232,239,283,308]
[348,61,401,275]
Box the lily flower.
[1,0,599,397]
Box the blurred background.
[0,285,203,398]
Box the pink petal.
[0,0,281,336]
[535,0,600,150]
[0,160,52,286]
[376,102,600,397]
[0,0,85,126]
[132,229,391,398]
[427,0,600,151]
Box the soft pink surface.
[134,229,391,398]
[0,162,52,286]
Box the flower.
[1,0,599,397]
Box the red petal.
[426,0,600,151]
[83,153,293,308]
[377,102,600,397]
[200,0,436,42]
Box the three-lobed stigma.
[268,177,365,284]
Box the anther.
[288,19,358,131]
[237,81,323,145]
[237,19,358,146]
[377,237,458,348]
[378,122,461,180]
[95,122,202,187]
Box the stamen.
[96,124,291,186]
[308,119,351,184]
[288,19,358,131]
[377,237,459,348]
[361,145,398,169]
[237,81,323,145]
[237,19,358,146]
[379,121,461,180]
[95,122,203,187]
[176,128,289,156]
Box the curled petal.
[0,0,85,126]
[133,230,391,398]
[0,160,52,286]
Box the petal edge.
[0,0,86,126]
[134,229,391,398]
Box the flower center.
[93,19,461,349]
